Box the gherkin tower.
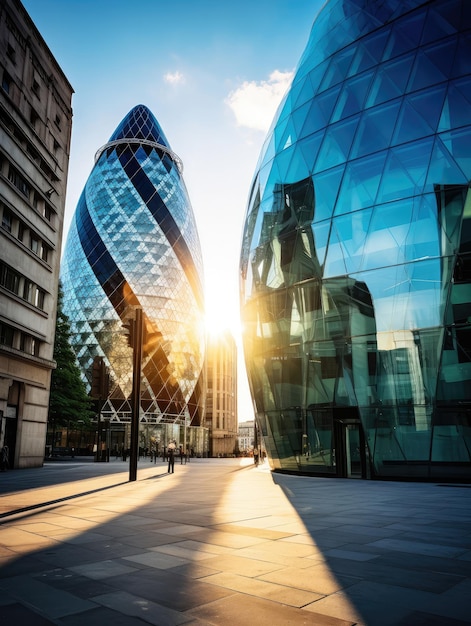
[61,105,205,428]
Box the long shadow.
[0,461,470,625]
[270,471,471,625]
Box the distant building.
[61,104,206,455]
[0,0,73,468]
[205,331,238,456]
[237,420,254,455]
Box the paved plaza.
[0,457,470,625]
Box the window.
[32,78,40,98]
[6,44,16,63]
[41,244,50,263]
[2,71,12,94]
[34,287,45,310]
[23,279,33,302]
[30,235,40,255]
[0,323,14,348]
[30,108,39,129]
[54,114,61,129]
[43,203,53,222]
[0,263,20,295]
[8,166,30,198]
[1,206,12,232]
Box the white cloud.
[226,70,293,133]
[164,71,185,84]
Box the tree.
[48,282,94,438]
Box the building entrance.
[334,412,369,479]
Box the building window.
[41,244,50,263]
[2,71,12,94]
[32,78,40,98]
[30,235,40,255]
[8,166,30,198]
[23,279,33,302]
[6,44,16,64]
[35,288,45,309]
[1,206,12,232]
[54,114,61,129]
[0,323,14,348]
[0,263,21,295]
[43,202,53,222]
[30,108,39,130]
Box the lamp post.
[128,307,143,482]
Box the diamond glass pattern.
[62,105,205,425]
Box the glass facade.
[240,0,471,480]
[61,105,205,428]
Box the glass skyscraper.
[62,105,205,436]
[240,0,471,480]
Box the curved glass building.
[62,105,205,435]
[240,0,471,480]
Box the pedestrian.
[253,446,259,466]
[0,444,9,471]
[167,440,176,473]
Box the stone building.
[0,0,73,467]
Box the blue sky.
[22,0,325,420]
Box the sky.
[22,0,325,421]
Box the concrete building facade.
[0,0,73,468]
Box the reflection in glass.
[240,0,471,480]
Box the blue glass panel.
[366,55,414,108]
[348,28,390,76]
[335,152,387,215]
[290,74,316,110]
[358,259,442,333]
[439,76,471,132]
[351,100,400,160]
[300,85,341,138]
[407,39,456,92]
[297,132,323,176]
[377,137,433,204]
[312,220,330,267]
[316,116,359,170]
[421,0,462,44]
[452,33,471,79]
[428,131,470,185]
[319,46,355,91]
[393,84,446,145]
[382,12,425,60]
[312,165,344,222]
[330,209,373,273]
[332,70,374,122]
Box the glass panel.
[335,152,386,215]
[366,55,414,108]
[316,116,359,170]
[393,84,447,145]
[439,76,471,132]
[332,70,374,122]
[348,28,390,76]
[407,39,456,92]
[329,209,373,274]
[350,100,401,160]
[312,165,344,222]
[377,137,433,204]
[383,12,425,60]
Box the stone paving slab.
[0,458,470,625]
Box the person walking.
[167,440,176,473]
